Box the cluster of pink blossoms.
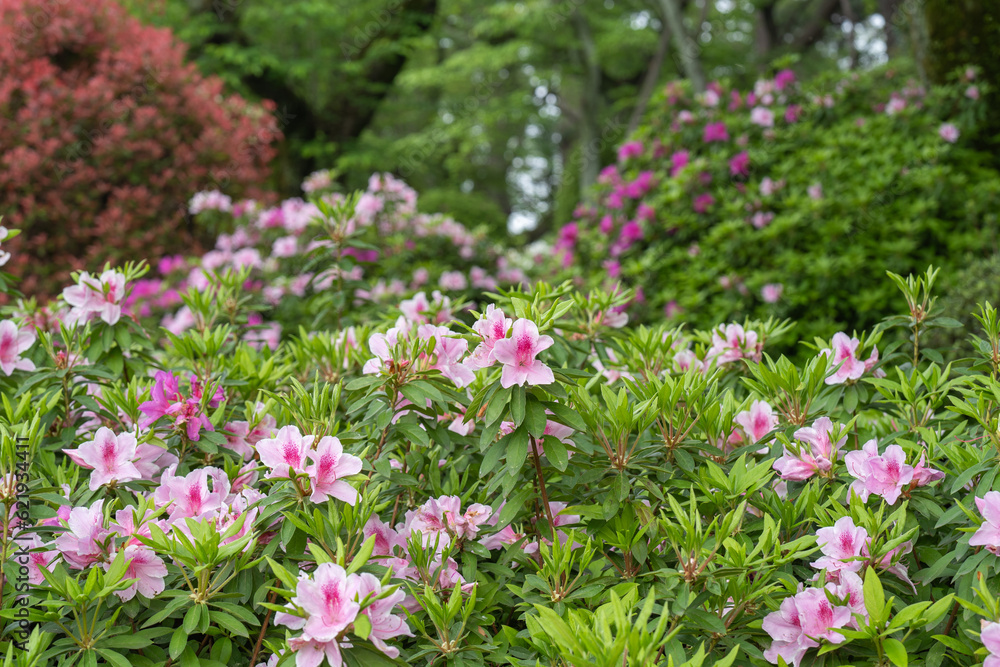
[273,564,411,667]
[772,417,845,481]
[819,332,883,385]
[138,371,223,441]
[62,269,128,326]
[845,440,942,505]
[971,491,1000,555]
[254,426,363,504]
[706,323,763,367]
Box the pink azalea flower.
[418,324,475,388]
[693,193,715,213]
[362,325,405,375]
[492,319,555,388]
[751,106,775,127]
[670,150,690,177]
[729,151,750,177]
[970,491,1000,555]
[982,621,1000,667]
[0,320,35,376]
[844,440,914,505]
[138,372,214,441]
[707,323,761,366]
[762,587,851,667]
[106,544,168,601]
[352,573,413,658]
[911,451,944,487]
[224,409,277,460]
[827,571,867,628]
[761,283,783,303]
[734,400,777,453]
[703,122,729,143]
[63,427,143,491]
[773,417,843,481]
[306,436,363,505]
[63,270,127,326]
[21,534,57,585]
[967,85,980,100]
[256,425,313,479]
[811,516,868,581]
[364,517,404,557]
[54,499,112,569]
[617,141,643,162]
[808,183,823,200]
[819,332,875,385]
[939,123,960,143]
[154,466,228,521]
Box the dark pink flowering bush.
[551,65,1000,344]
[7,178,1000,667]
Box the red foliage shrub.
[0,0,282,296]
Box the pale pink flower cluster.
[734,400,778,453]
[939,123,960,143]
[46,499,169,602]
[255,426,363,505]
[468,309,555,388]
[809,516,916,591]
[845,441,942,505]
[706,323,763,366]
[63,427,177,491]
[0,319,35,376]
[762,584,854,666]
[188,190,233,215]
[819,332,882,385]
[362,316,475,388]
[301,169,336,193]
[63,270,128,326]
[274,563,412,667]
[773,417,845,481]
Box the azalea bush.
[106,171,529,349]
[0,0,281,297]
[550,64,1000,345]
[6,188,1000,667]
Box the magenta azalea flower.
[703,122,729,143]
[306,436,363,505]
[970,491,1000,555]
[63,427,143,491]
[492,319,555,388]
[0,319,35,376]
[762,587,851,667]
[729,151,750,177]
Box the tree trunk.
[571,9,603,196]
[659,0,706,93]
[627,25,672,135]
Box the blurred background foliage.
[120,0,1000,240]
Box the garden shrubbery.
[551,64,1000,344]
[4,178,1000,666]
[0,0,281,297]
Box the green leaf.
[510,385,526,426]
[863,568,885,621]
[354,613,372,640]
[542,437,568,471]
[211,611,249,637]
[169,627,187,660]
[883,638,908,667]
[506,425,529,476]
[95,650,132,667]
[525,397,547,438]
